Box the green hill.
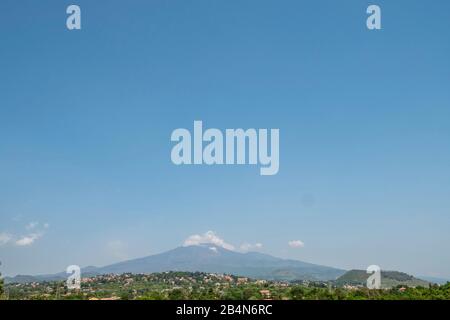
[335,270,429,289]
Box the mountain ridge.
[4,244,345,283]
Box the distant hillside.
[335,270,430,288]
[5,245,345,283]
[4,275,43,284]
[4,266,99,284]
[418,276,450,285]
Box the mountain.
[93,245,345,281]
[335,270,430,288]
[5,245,345,283]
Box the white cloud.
[240,242,263,252]
[183,231,235,251]
[15,233,42,246]
[0,233,12,246]
[288,240,305,248]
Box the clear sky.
[1,0,449,278]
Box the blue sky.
[1,0,450,278]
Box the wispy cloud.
[25,222,39,230]
[1,221,49,247]
[0,233,12,246]
[240,242,263,252]
[183,231,235,251]
[288,240,305,248]
[107,240,128,260]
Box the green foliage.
[0,266,4,298]
[168,289,186,300]
[0,276,4,297]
